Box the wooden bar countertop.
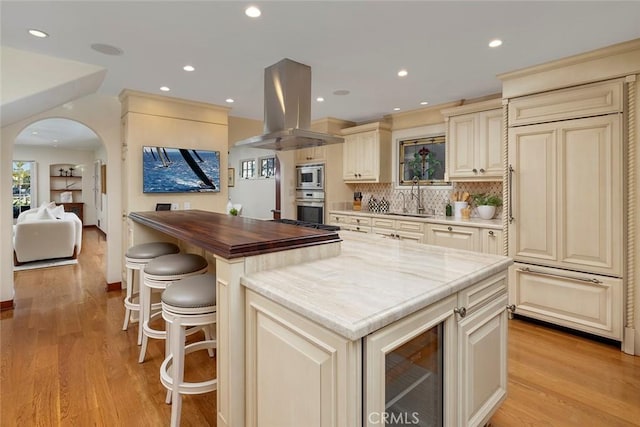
[129,210,341,259]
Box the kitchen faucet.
[397,192,408,213]
[410,177,425,214]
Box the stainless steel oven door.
[296,201,324,224]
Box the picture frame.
[228,168,235,187]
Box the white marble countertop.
[241,230,512,341]
[328,209,503,229]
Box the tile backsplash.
[331,182,504,218]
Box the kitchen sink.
[384,212,436,219]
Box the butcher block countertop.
[128,210,341,259]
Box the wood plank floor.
[2,227,639,426]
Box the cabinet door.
[342,134,360,180]
[426,224,480,252]
[557,115,622,276]
[508,123,557,263]
[481,229,503,255]
[246,291,360,427]
[509,263,623,340]
[478,109,503,178]
[357,131,379,180]
[447,114,477,178]
[457,294,508,427]
[296,146,326,163]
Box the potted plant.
[472,193,502,219]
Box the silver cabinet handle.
[517,267,603,284]
[506,304,516,313]
[488,230,494,236]
[472,168,478,173]
[454,307,467,318]
[480,168,485,173]
[508,165,515,224]
[447,226,453,232]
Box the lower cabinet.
[457,294,508,427]
[246,273,509,427]
[245,291,361,427]
[509,262,623,340]
[425,223,481,252]
[481,229,503,255]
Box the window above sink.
[398,135,449,186]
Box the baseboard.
[106,281,122,292]
[0,300,14,311]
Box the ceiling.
[3,1,640,150]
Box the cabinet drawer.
[509,263,623,340]
[371,217,394,229]
[349,216,371,227]
[425,224,480,252]
[458,273,507,317]
[329,214,352,225]
[396,220,423,233]
[508,80,623,126]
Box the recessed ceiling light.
[316,97,325,102]
[397,69,408,77]
[393,107,401,111]
[183,65,195,72]
[489,39,503,48]
[333,89,350,96]
[225,98,234,103]
[245,6,261,18]
[160,86,170,92]
[28,29,48,38]
[53,139,59,143]
[90,43,124,56]
[31,131,38,135]
[420,101,429,105]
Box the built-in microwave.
[296,164,324,190]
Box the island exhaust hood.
[235,58,343,151]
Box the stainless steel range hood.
[235,58,343,151]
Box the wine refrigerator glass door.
[364,297,455,427]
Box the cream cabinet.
[508,114,623,277]
[425,223,481,252]
[482,229,503,255]
[509,263,623,340]
[341,122,392,182]
[245,290,361,427]
[295,146,326,163]
[371,217,425,243]
[328,213,371,233]
[443,99,503,181]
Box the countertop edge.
[328,210,503,229]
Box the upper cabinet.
[295,145,326,163]
[442,99,503,181]
[341,122,392,183]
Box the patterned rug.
[14,258,78,271]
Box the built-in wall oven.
[296,163,324,190]
[296,190,324,224]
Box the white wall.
[13,146,98,225]
[228,145,276,219]
[1,93,122,303]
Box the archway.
[12,117,109,269]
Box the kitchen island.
[129,211,512,427]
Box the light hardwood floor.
[1,228,639,426]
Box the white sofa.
[13,206,83,265]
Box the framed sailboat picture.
[142,146,221,193]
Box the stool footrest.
[160,340,218,395]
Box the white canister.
[453,201,468,218]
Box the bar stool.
[123,242,180,345]
[138,253,209,363]
[160,274,217,427]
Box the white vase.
[477,205,496,220]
